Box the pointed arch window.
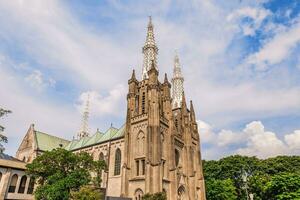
[142,92,146,113]
[114,148,121,175]
[27,178,35,194]
[18,175,27,193]
[175,149,180,167]
[8,174,18,193]
[134,188,144,200]
[137,131,145,156]
[190,147,195,171]
[99,152,104,161]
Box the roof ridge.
[35,130,70,142]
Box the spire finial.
[142,17,158,80]
[164,73,168,83]
[77,93,90,139]
[171,52,184,108]
[131,69,136,80]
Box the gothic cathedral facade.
[16,18,206,200]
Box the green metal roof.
[34,131,70,151]
[65,125,125,151]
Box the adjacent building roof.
[65,124,125,151]
[34,131,70,151]
[0,153,26,169]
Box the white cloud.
[77,85,127,117]
[247,18,300,70]
[236,121,288,158]
[25,70,55,91]
[0,60,78,155]
[200,120,300,159]
[0,0,300,159]
[227,7,271,36]
[284,130,300,151]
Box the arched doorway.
[178,185,186,200]
[134,188,144,200]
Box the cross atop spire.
[171,52,184,108]
[77,93,90,139]
[142,16,158,80]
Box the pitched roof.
[65,124,125,151]
[34,131,70,151]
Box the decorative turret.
[148,60,159,84]
[77,94,90,139]
[171,52,184,109]
[142,16,158,80]
[190,100,196,122]
[162,73,171,98]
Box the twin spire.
[142,16,158,80]
[141,17,185,109]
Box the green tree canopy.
[143,192,167,200]
[0,107,11,153]
[26,148,106,200]
[206,179,237,200]
[204,155,300,200]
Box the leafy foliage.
[0,107,11,152]
[204,155,300,200]
[70,186,104,200]
[26,148,106,200]
[143,192,167,200]
[206,179,237,200]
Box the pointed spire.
[142,16,158,80]
[181,91,187,109]
[77,93,90,139]
[131,69,136,80]
[190,100,196,122]
[171,51,184,109]
[164,73,168,83]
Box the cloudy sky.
[0,0,300,160]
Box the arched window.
[18,175,27,193]
[134,188,144,200]
[175,119,178,129]
[135,95,139,114]
[190,147,195,171]
[175,149,180,167]
[114,148,121,175]
[142,92,145,113]
[178,186,186,200]
[137,131,145,156]
[99,152,104,161]
[27,178,35,194]
[8,174,18,193]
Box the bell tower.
[121,18,206,200]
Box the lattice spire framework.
[77,93,90,139]
[142,16,158,80]
[171,52,184,109]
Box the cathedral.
[15,18,206,200]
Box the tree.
[206,179,237,200]
[204,155,261,199]
[143,192,167,200]
[26,148,106,200]
[0,108,11,153]
[91,160,107,189]
[70,186,104,200]
[264,172,300,200]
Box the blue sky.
[0,0,300,159]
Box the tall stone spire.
[142,16,158,80]
[77,94,90,139]
[171,52,184,108]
